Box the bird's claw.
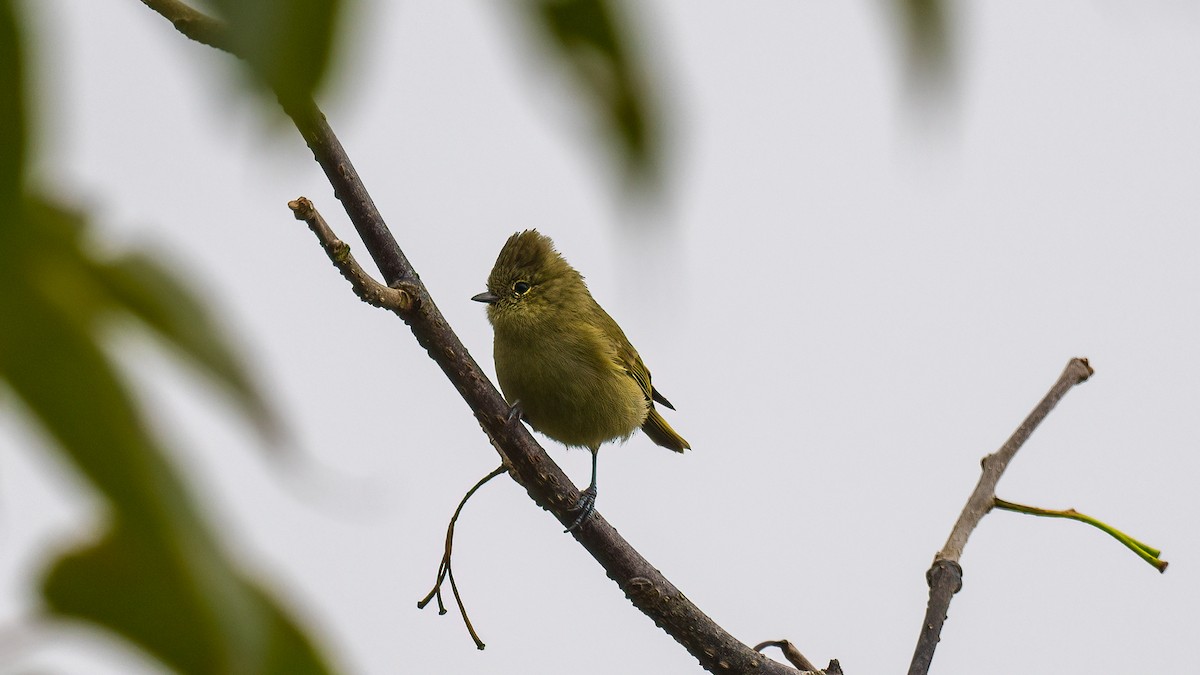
[506,400,523,424]
[564,486,597,532]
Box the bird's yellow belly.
[494,331,648,449]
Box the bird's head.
[472,230,586,329]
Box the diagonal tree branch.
[138,0,232,53]
[142,2,806,672]
[907,357,1094,675]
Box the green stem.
[993,498,1167,572]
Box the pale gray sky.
[2,1,1197,674]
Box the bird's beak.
[471,291,500,304]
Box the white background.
[2,1,1197,674]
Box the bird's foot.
[506,400,523,424]
[564,486,597,532]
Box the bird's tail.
[641,408,690,452]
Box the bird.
[472,230,689,531]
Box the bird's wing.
[651,387,676,410]
[593,304,674,409]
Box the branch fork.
[288,198,417,314]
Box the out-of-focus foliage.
[519,0,660,188]
[0,2,335,672]
[514,0,950,191]
[0,0,23,208]
[206,0,345,103]
[95,250,280,439]
[0,200,337,675]
[896,0,951,90]
[43,524,334,674]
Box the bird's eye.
[513,281,531,295]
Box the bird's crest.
[488,229,579,289]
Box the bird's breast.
[493,321,647,449]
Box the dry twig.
[416,464,508,649]
[907,357,1094,675]
[752,640,821,673]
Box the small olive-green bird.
[472,230,689,531]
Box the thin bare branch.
[139,0,232,52]
[753,640,818,672]
[938,358,1094,563]
[907,357,1094,675]
[417,464,508,649]
[288,198,415,313]
[144,4,806,672]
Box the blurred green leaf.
[0,233,261,668]
[897,0,951,90]
[0,247,175,522]
[95,251,280,439]
[0,198,327,672]
[0,0,26,211]
[42,525,237,674]
[207,0,344,103]
[0,2,328,671]
[18,198,279,443]
[523,0,659,187]
[43,524,334,675]
[0,198,335,672]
